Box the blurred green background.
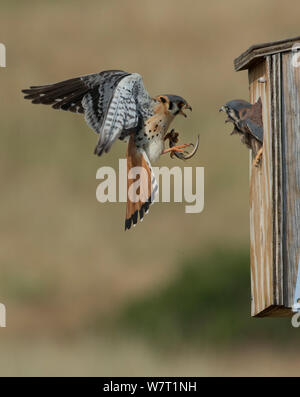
[0,0,299,376]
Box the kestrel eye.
[160,96,167,103]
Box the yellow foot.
[253,147,263,168]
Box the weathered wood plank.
[269,55,284,308]
[281,52,300,308]
[248,55,291,317]
[249,60,274,316]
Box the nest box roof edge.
[234,35,300,72]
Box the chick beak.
[180,104,192,118]
[219,106,231,123]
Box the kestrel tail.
[22,70,192,229]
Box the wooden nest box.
[235,36,300,317]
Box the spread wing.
[22,70,153,156]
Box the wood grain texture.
[249,60,274,316]
[248,53,300,316]
[269,55,284,309]
[281,53,300,308]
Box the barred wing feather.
[22,70,129,119]
[94,73,151,156]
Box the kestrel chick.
[220,98,263,167]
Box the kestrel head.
[155,95,192,118]
[219,99,252,123]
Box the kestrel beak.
[219,106,232,123]
[180,104,192,118]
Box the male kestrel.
[22,70,193,229]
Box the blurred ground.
[0,0,300,376]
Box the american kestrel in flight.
[219,98,264,167]
[22,70,194,230]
